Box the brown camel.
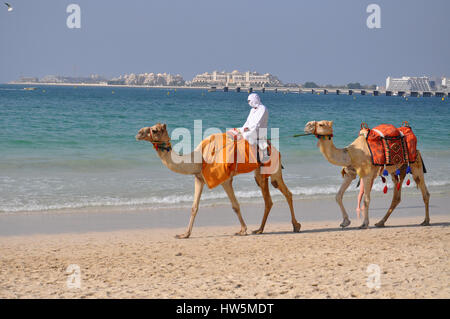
[304,120,430,229]
[136,123,301,238]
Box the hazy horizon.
[1,0,449,85]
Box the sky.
[1,0,449,85]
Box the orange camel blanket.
[366,123,417,166]
[200,132,280,189]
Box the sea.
[0,84,449,214]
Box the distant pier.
[207,86,449,97]
[8,82,449,97]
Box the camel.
[303,120,430,229]
[136,123,301,238]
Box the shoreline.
[0,193,448,237]
[2,184,448,215]
[5,82,449,95]
[5,82,263,91]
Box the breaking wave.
[1,179,449,213]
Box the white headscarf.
[248,93,262,108]
[240,93,268,146]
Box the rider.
[239,93,269,163]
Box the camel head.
[136,123,169,143]
[304,120,334,136]
[359,128,369,138]
[358,123,370,138]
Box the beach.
[0,195,448,299]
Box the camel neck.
[156,147,202,175]
[318,137,352,167]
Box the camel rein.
[147,128,318,150]
[270,122,333,140]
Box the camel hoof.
[420,220,430,226]
[175,233,190,239]
[359,223,369,229]
[293,223,301,233]
[340,219,351,228]
[252,229,263,235]
[235,230,247,236]
[375,221,385,228]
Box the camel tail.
[421,155,427,174]
[417,150,427,174]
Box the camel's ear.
[329,121,334,128]
[163,124,167,131]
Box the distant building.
[386,76,432,92]
[16,77,39,83]
[109,72,185,86]
[441,77,449,89]
[39,74,108,84]
[190,70,282,87]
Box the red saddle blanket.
[366,124,417,166]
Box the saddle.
[363,122,417,166]
[200,132,280,189]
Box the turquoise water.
[1,84,449,213]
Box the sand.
[0,211,448,299]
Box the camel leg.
[360,172,376,229]
[336,167,356,228]
[253,170,273,234]
[271,175,301,232]
[411,158,430,226]
[375,170,406,227]
[222,178,247,236]
[175,175,204,239]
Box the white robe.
[239,93,268,148]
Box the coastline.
[0,82,371,94]
[7,82,211,90]
[6,82,449,95]
[0,193,448,236]
[4,82,313,94]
